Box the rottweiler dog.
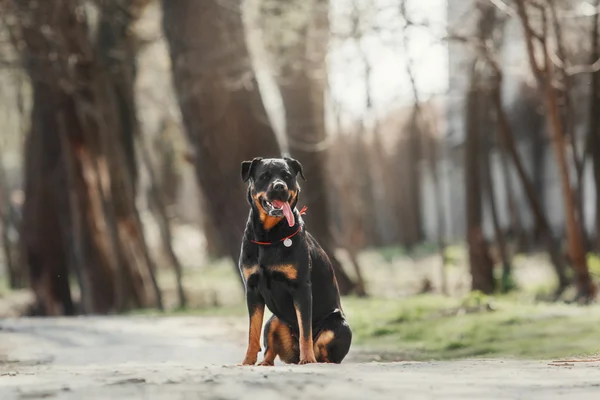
[238,157,352,366]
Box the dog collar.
[251,206,307,247]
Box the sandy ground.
[1,316,600,400]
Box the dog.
[238,157,352,365]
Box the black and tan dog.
[238,157,351,366]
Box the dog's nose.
[272,181,287,191]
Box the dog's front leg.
[293,284,317,364]
[240,286,265,366]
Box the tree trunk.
[483,121,513,292]
[465,65,495,294]
[545,86,594,300]
[516,0,595,301]
[96,0,163,311]
[12,0,160,314]
[258,0,357,294]
[20,85,75,316]
[399,1,447,293]
[498,127,526,250]
[162,0,281,282]
[139,133,187,309]
[589,0,600,252]
[490,71,569,295]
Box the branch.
[515,0,544,81]
[486,0,516,17]
[566,58,600,75]
[444,33,502,74]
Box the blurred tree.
[589,0,600,253]
[464,3,497,294]
[449,4,570,296]
[258,0,359,295]
[465,63,495,294]
[400,0,448,293]
[162,0,281,282]
[138,131,187,309]
[491,72,570,295]
[516,0,596,301]
[9,0,161,314]
[0,152,21,289]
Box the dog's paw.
[257,360,275,367]
[237,358,257,366]
[298,357,317,365]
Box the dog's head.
[241,157,305,227]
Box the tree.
[400,0,448,294]
[516,0,596,301]
[162,0,281,281]
[447,10,571,296]
[258,0,358,294]
[483,101,513,293]
[465,61,495,294]
[463,3,498,294]
[589,0,600,253]
[10,0,161,314]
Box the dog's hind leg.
[259,316,299,366]
[313,317,352,364]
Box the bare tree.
[463,3,499,295]
[400,0,448,294]
[482,102,513,292]
[516,0,595,301]
[448,14,570,296]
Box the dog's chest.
[256,266,296,319]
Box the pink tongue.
[272,200,294,227]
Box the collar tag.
[283,238,293,247]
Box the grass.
[341,293,600,361]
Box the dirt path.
[1,316,599,399]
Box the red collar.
[251,206,307,246]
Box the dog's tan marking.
[314,330,335,363]
[259,317,298,365]
[242,264,259,282]
[295,305,317,364]
[270,264,297,280]
[288,189,297,206]
[253,192,283,230]
[241,303,265,365]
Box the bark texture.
[12,0,160,314]
[162,0,281,281]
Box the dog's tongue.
[272,200,294,227]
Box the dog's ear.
[284,157,306,181]
[241,157,263,183]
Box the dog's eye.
[259,173,270,181]
[282,172,292,180]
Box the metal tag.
[283,238,292,247]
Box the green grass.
[341,294,600,361]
